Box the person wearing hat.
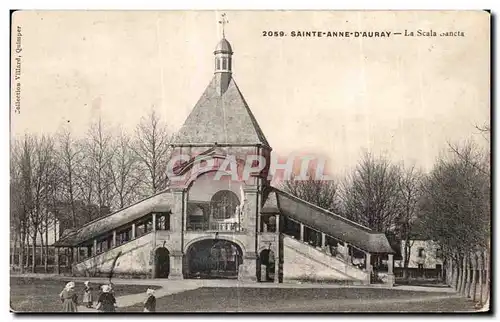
[96,284,117,312]
[82,281,93,308]
[59,281,78,312]
[143,288,156,312]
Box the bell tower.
[214,13,232,74]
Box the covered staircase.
[261,188,396,285]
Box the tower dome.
[214,38,233,74]
[214,38,233,54]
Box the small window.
[417,248,425,258]
[228,58,232,70]
[156,213,170,230]
[222,58,227,70]
[216,59,221,70]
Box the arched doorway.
[259,249,275,282]
[186,239,243,279]
[154,247,170,278]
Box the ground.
[10,277,160,313]
[10,276,481,313]
[119,287,477,312]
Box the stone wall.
[74,233,154,277]
[283,236,368,282]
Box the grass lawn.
[119,287,478,312]
[10,277,161,313]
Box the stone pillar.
[93,239,97,256]
[168,251,184,280]
[274,214,281,284]
[131,223,136,240]
[365,251,371,285]
[171,188,184,253]
[239,252,258,282]
[152,213,157,232]
[55,247,60,275]
[299,224,304,241]
[242,187,258,233]
[321,233,326,248]
[183,194,188,232]
[387,253,395,287]
[112,230,117,248]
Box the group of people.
[59,281,156,313]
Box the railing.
[283,231,367,270]
[187,222,242,232]
[74,231,154,264]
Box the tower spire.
[214,14,233,94]
[218,13,229,39]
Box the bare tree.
[134,110,173,196]
[18,135,56,272]
[80,118,115,219]
[55,128,84,228]
[395,164,423,280]
[341,152,402,233]
[10,140,29,272]
[280,171,340,212]
[109,130,141,209]
[419,141,490,297]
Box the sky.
[10,10,490,176]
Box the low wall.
[283,236,368,283]
[73,234,154,277]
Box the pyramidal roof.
[174,74,270,147]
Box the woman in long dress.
[143,288,156,312]
[59,281,78,312]
[82,281,93,308]
[96,285,117,312]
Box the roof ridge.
[230,78,270,147]
[57,189,172,241]
[271,187,377,233]
[174,75,270,146]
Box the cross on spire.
[218,13,229,38]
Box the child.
[96,285,117,312]
[82,281,93,308]
[59,281,78,312]
[143,288,156,312]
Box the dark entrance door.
[154,247,170,278]
[259,249,275,282]
[186,239,243,279]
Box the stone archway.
[154,247,170,278]
[259,249,275,282]
[185,239,243,279]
